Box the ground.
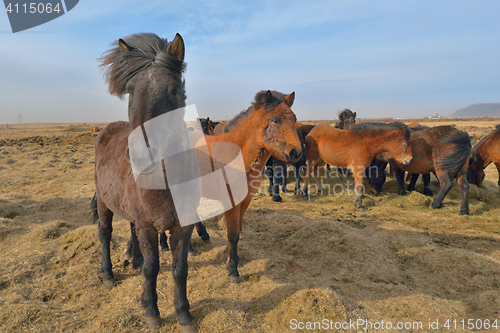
[0,119,499,332]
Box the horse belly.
[318,144,349,167]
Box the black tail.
[90,193,99,223]
[440,130,472,178]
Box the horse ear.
[168,33,185,62]
[284,91,295,107]
[353,112,357,118]
[207,117,210,121]
[118,39,132,52]
[264,90,273,103]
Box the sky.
[1,0,499,124]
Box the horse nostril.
[288,149,299,160]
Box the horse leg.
[431,170,453,209]
[302,158,316,199]
[352,171,365,212]
[294,165,301,194]
[281,162,288,194]
[457,169,470,215]
[96,193,115,289]
[159,232,169,251]
[265,158,274,195]
[135,222,161,328]
[224,207,242,283]
[393,166,407,195]
[272,161,284,202]
[169,225,196,332]
[315,164,325,195]
[496,163,500,192]
[124,222,145,269]
[195,221,210,242]
[407,173,418,192]
[422,173,433,196]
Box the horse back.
[306,125,353,167]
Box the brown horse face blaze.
[391,127,412,165]
[261,92,302,163]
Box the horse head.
[255,90,302,164]
[100,33,187,130]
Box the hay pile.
[0,122,499,332]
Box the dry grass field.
[0,119,499,332]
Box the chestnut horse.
[91,125,100,132]
[302,122,412,211]
[382,125,471,215]
[93,33,197,332]
[204,90,301,282]
[468,124,500,191]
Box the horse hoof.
[229,276,239,284]
[460,209,469,215]
[431,201,441,209]
[161,247,170,252]
[103,278,114,289]
[144,316,162,328]
[203,238,211,244]
[272,196,283,202]
[188,252,194,257]
[180,322,198,333]
[358,207,365,212]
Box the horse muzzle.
[286,148,302,164]
[399,156,412,166]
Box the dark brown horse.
[302,122,412,211]
[382,125,471,214]
[205,90,302,282]
[264,124,311,201]
[468,124,500,191]
[334,109,357,130]
[93,33,197,332]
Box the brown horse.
[382,125,471,215]
[467,124,500,191]
[93,33,196,332]
[197,117,215,135]
[91,125,100,132]
[302,122,412,211]
[204,90,302,282]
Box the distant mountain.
[452,103,500,118]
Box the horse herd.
[90,33,500,332]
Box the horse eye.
[272,118,280,124]
[171,89,178,97]
[405,141,410,146]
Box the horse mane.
[351,122,406,131]
[337,109,355,119]
[472,124,500,154]
[224,90,288,133]
[99,33,186,98]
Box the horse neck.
[356,129,399,158]
[474,135,493,167]
[206,111,268,173]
